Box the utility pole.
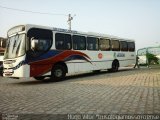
[67,14,75,30]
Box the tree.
[146,53,159,65]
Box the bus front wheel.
[51,64,66,81]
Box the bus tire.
[110,60,119,72]
[51,64,66,81]
[34,76,45,80]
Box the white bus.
[3,24,136,81]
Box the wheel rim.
[54,69,63,77]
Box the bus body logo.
[117,53,125,57]
[98,53,103,59]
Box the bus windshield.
[4,34,25,59]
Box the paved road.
[0,68,160,119]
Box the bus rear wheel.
[108,60,119,72]
[50,64,66,81]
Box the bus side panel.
[68,51,114,73]
[117,51,136,67]
[66,62,75,73]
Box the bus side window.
[65,34,72,49]
[38,40,49,51]
[99,38,110,51]
[87,37,99,51]
[120,41,128,51]
[111,40,120,51]
[128,42,135,52]
[55,33,72,50]
[27,28,53,57]
[73,35,86,50]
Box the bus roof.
[10,24,135,42]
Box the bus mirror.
[31,37,38,50]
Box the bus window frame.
[87,36,99,51]
[55,33,72,50]
[27,28,53,58]
[128,42,135,52]
[72,35,86,50]
[99,38,111,51]
[120,41,128,52]
[111,39,120,51]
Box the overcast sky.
[0,0,160,50]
